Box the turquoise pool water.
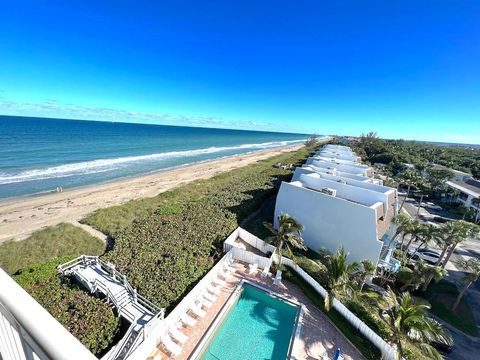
[200,284,299,360]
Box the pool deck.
[150,262,365,360]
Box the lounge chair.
[224,258,236,272]
[206,284,221,295]
[160,333,182,357]
[218,268,231,280]
[180,313,197,327]
[200,297,213,308]
[213,277,226,287]
[273,270,282,286]
[190,301,207,318]
[248,262,258,274]
[202,288,217,302]
[260,265,270,278]
[169,323,188,344]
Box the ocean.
[0,115,309,199]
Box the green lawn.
[0,223,106,274]
[420,279,478,337]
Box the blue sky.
[0,1,479,143]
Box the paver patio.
[149,261,365,360]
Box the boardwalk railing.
[59,255,165,360]
[58,255,163,316]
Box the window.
[458,192,468,201]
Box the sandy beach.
[0,144,303,243]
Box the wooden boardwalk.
[58,256,164,360]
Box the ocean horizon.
[0,115,309,199]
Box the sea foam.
[0,139,303,185]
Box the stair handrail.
[58,255,164,318]
[106,319,141,360]
[95,258,163,316]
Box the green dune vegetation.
[0,222,106,275]
[15,256,120,356]
[0,224,117,356]
[1,144,322,354]
[2,141,450,359]
[2,140,462,359]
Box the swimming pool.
[196,282,301,360]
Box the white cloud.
[0,98,305,133]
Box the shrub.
[344,299,392,340]
[15,257,120,355]
[95,147,316,311]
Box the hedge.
[14,256,120,355]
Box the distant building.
[424,164,472,182]
[446,178,480,221]
[275,145,399,271]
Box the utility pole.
[415,193,424,219]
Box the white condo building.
[275,145,399,270]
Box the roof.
[447,179,480,198]
[431,164,471,177]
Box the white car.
[421,202,443,211]
[412,249,443,265]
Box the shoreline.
[0,143,303,243]
[0,145,301,204]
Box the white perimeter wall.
[274,182,383,265]
[292,166,373,183]
[306,159,369,176]
[299,174,388,217]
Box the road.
[399,196,480,359]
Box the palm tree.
[408,224,439,260]
[403,220,424,251]
[452,258,480,311]
[437,221,480,269]
[359,259,376,291]
[323,247,360,311]
[264,213,306,265]
[398,260,446,292]
[381,288,452,360]
[420,262,448,291]
[380,213,412,259]
[397,170,421,212]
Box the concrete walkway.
[69,220,108,243]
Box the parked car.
[411,248,443,265]
[421,201,443,211]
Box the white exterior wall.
[311,156,369,168]
[292,166,374,183]
[274,182,384,265]
[306,158,370,177]
[317,149,359,162]
[312,156,361,166]
[299,174,388,217]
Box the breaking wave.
[0,139,304,185]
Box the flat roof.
[431,164,471,176]
[447,180,480,197]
